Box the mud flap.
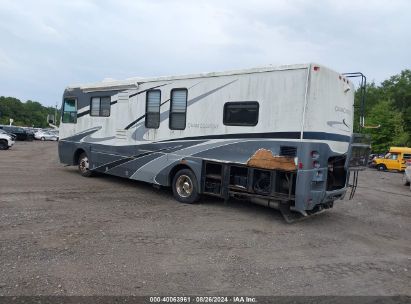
[279,201,327,224]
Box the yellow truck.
[373,147,411,171]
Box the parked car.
[403,159,411,191]
[367,154,377,167]
[0,129,17,141]
[0,125,34,141]
[0,131,15,150]
[34,130,59,141]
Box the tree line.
[0,96,58,128]
[355,69,410,153]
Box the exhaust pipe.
[250,198,280,209]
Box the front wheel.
[0,140,8,150]
[78,152,93,177]
[172,169,200,204]
[377,164,386,171]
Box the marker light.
[311,151,320,159]
[313,66,320,71]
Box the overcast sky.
[0,0,410,107]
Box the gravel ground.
[0,141,410,296]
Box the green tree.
[364,100,408,153]
[0,96,58,128]
[380,69,411,144]
[353,82,383,131]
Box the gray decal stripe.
[156,132,301,142]
[125,98,171,130]
[106,153,165,176]
[60,127,101,142]
[77,100,118,118]
[158,79,239,124]
[129,83,171,98]
[187,79,238,108]
[131,79,239,140]
[82,136,116,143]
[77,111,90,118]
[132,139,245,180]
[156,131,351,143]
[92,141,207,172]
[93,150,161,172]
[124,114,145,130]
[160,98,170,107]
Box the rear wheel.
[377,164,386,171]
[172,169,200,204]
[78,152,93,177]
[0,140,8,150]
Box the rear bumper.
[324,188,347,201]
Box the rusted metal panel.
[247,148,296,171]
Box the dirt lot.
[0,141,410,296]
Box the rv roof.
[68,63,312,91]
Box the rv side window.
[223,102,259,126]
[169,89,187,130]
[90,97,111,117]
[145,90,161,128]
[62,98,77,123]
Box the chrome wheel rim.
[176,175,193,198]
[79,156,89,173]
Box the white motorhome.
[58,63,370,222]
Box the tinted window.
[90,96,111,117]
[169,89,187,130]
[145,90,161,128]
[223,102,259,126]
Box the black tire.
[172,168,200,204]
[377,164,386,171]
[0,140,8,150]
[78,152,93,177]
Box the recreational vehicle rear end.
[58,63,370,222]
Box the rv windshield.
[62,98,77,123]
